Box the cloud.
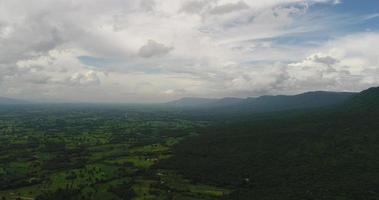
[210,1,249,15]
[0,23,14,39]
[309,54,339,66]
[66,71,101,86]
[0,0,378,102]
[180,0,209,14]
[363,13,379,21]
[21,74,51,85]
[217,32,379,96]
[140,0,156,12]
[163,88,187,95]
[138,39,173,58]
[284,33,379,92]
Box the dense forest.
[160,87,379,199]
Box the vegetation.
[161,87,379,199]
[1,87,379,199]
[0,105,226,200]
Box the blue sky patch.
[78,56,116,68]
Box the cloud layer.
[0,0,378,102]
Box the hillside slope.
[160,87,379,200]
[345,86,379,111]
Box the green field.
[0,105,226,200]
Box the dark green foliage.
[161,87,379,200]
[345,86,379,111]
[238,91,355,113]
[0,104,217,199]
[108,181,136,200]
[36,188,81,200]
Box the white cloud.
[285,33,379,92]
[140,0,156,12]
[209,1,249,15]
[0,0,377,102]
[214,32,379,96]
[66,71,101,86]
[180,0,209,14]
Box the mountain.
[345,86,379,111]
[235,91,356,113]
[167,91,356,114]
[160,86,379,200]
[208,97,245,107]
[0,97,28,104]
[166,97,219,107]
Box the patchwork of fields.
[0,105,229,200]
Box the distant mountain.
[167,91,356,114]
[345,87,379,111]
[161,86,379,200]
[0,97,28,104]
[166,97,219,107]
[209,97,245,107]
[236,91,356,113]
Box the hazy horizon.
[1,0,379,103]
[0,87,362,104]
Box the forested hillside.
[160,87,379,200]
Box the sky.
[0,0,378,103]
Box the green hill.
[345,86,379,111]
[160,87,379,200]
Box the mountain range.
[167,91,356,114]
[0,89,372,113]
